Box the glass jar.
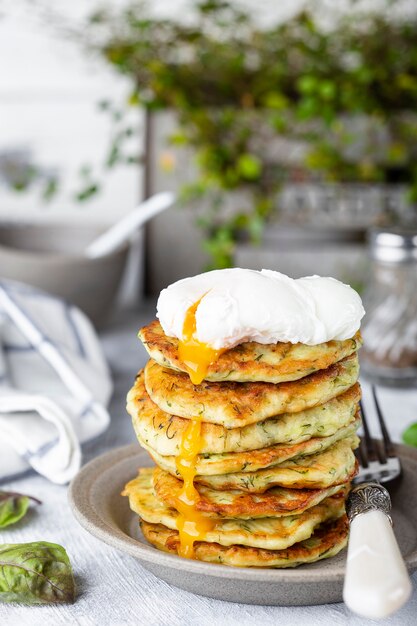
[361,228,417,386]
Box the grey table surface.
[1,302,417,626]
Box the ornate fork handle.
[343,482,412,619]
[347,482,392,523]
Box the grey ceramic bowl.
[0,222,129,326]
[68,442,417,607]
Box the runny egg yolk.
[175,417,216,558]
[175,299,221,558]
[178,298,224,385]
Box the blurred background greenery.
[84,0,417,268]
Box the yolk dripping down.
[175,417,216,558]
[175,298,221,558]
[178,298,224,385]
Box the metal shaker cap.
[368,228,417,262]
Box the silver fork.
[354,388,401,484]
[343,386,412,619]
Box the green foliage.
[88,0,417,267]
[0,542,75,604]
[403,422,417,447]
[0,493,29,528]
[0,491,41,528]
[0,156,60,202]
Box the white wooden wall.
[0,0,141,225]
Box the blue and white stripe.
[0,280,112,484]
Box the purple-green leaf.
[0,491,41,528]
[0,542,75,604]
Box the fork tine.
[356,437,368,468]
[372,385,396,458]
[359,399,380,462]
[355,392,401,485]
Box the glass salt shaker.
[361,228,417,386]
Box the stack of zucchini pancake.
[123,272,363,568]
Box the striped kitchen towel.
[0,280,112,484]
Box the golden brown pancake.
[150,467,349,519]
[139,320,362,384]
[144,354,360,428]
[194,437,359,492]
[137,417,360,476]
[141,515,349,568]
[128,371,361,455]
[123,468,345,550]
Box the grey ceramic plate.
[68,442,417,606]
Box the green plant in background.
[403,423,417,448]
[0,150,59,201]
[86,0,417,267]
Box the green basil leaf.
[0,491,41,528]
[403,422,417,447]
[0,542,75,604]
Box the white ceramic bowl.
[0,221,129,326]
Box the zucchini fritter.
[140,515,349,568]
[139,319,362,384]
[151,467,349,519]
[123,468,345,550]
[128,371,360,455]
[144,354,359,428]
